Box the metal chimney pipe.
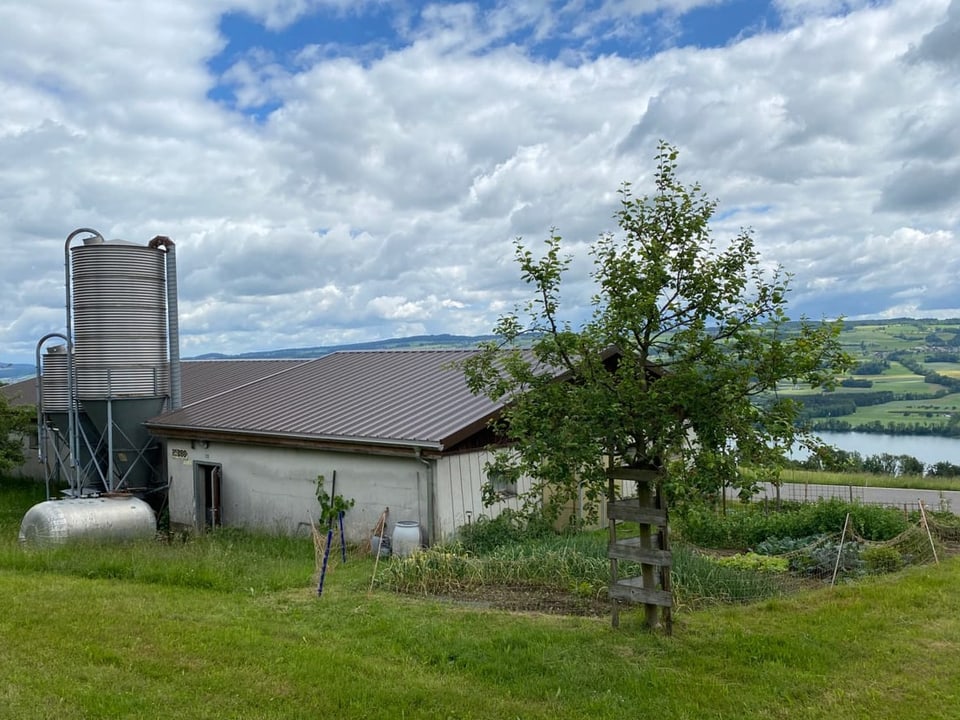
[148,236,181,409]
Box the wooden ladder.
[607,467,672,633]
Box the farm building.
[146,349,529,543]
[1,360,305,484]
[5,351,532,543]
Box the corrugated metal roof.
[147,350,503,451]
[0,359,306,409]
[178,359,306,405]
[0,378,35,406]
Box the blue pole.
[317,525,334,596]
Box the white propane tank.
[18,496,157,546]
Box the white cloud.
[0,0,958,363]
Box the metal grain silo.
[62,229,181,495]
[39,343,70,427]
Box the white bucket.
[391,520,422,558]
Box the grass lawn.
[3,479,960,719]
[776,467,960,492]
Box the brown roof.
[0,359,306,408]
[146,350,502,452]
[178,359,306,404]
[0,378,36,406]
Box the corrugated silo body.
[18,496,156,546]
[40,345,70,433]
[70,239,170,491]
[39,344,103,492]
[71,239,169,400]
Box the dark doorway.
[194,462,222,530]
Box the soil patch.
[430,584,613,616]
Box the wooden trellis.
[607,467,672,633]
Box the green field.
[2,479,960,719]
[830,395,960,429]
[925,362,960,379]
[774,320,960,433]
[836,322,930,352]
[778,362,940,396]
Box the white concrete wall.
[165,439,429,544]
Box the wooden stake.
[918,500,940,566]
[369,507,389,594]
[831,512,850,587]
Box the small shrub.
[714,552,789,573]
[862,545,903,574]
[788,539,863,578]
[456,509,554,554]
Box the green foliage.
[382,533,789,609]
[3,527,316,594]
[0,394,34,474]
[455,509,555,554]
[852,360,889,375]
[862,545,903,574]
[675,499,909,550]
[668,544,790,607]
[462,142,852,516]
[786,538,864,577]
[4,478,960,719]
[714,552,790,573]
[839,377,873,388]
[314,474,355,525]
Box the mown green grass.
[3,548,960,718]
[3,478,960,719]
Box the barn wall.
[433,449,613,540]
[165,439,428,543]
[433,448,533,540]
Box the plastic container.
[391,520,422,558]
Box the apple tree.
[462,143,852,517]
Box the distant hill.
[188,333,499,360]
[0,363,35,384]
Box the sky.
[1,0,958,364]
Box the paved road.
[729,482,960,514]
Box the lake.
[798,431,960,466]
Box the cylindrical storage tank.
[40,344,70,436]
[391,520,423,558]
[40,345,69,412]
[18,496,156,546]
[71,239,169,400]
[70,238,170,491]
